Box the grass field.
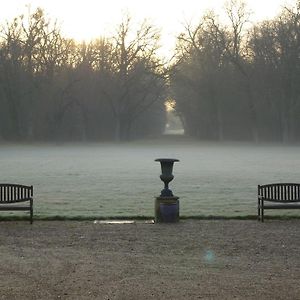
[1,138,300,218]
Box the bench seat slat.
[258,197,300,203]
[260,204,300,209]
[0,198,32,203]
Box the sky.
[0,0,295,58]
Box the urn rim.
[155,158,179,163]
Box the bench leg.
[258,199,260,221]
[261,206,264,222]
[30,200,33,224]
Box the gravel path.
[0,220,300,299]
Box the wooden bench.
[0,184,33,223]
[258,183,300,222]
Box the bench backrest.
[0,184,33,203]
[258,183,300,202]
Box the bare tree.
[99,15,166,141]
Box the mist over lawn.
[1,139,299,219]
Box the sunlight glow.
[165,100,176,112]
[0,0,295,58]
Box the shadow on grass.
[1,214,300,222]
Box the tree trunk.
[114,117,122,142]
[216,104,224,141]
[244,80,259,143]
[6,95,21,140]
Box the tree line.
[1,1,300,143]
[171,0,300,143]
[0,9,166,142]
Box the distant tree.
[0,7,75,140]
[0,15,25,139]
[171,12,230,140]
[98,15,166,141]
[0,9,168,142]
[171,0,300,143]
[170,12,236,140]
[212,0,259,141]
[248,2,300,142]
[171,0,262,141]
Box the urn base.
[155,196,179,223]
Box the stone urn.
[154,158,179,223]
[155,158,179,197]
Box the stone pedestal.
[155,196,179,223]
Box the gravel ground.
[0,220,300,299]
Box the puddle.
[93,220,154,224]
